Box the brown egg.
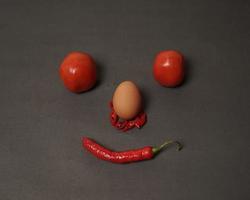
[112,81,142,120]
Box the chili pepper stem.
[152,140,183,155]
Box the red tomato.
[153,50,184,87]
[59,51,97,93]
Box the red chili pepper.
[82,137,182,164]
[109,101,147,132]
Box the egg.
[112,81,142,120]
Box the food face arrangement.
[59,50,185,164]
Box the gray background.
[0,0,249,199]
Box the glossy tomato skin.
[153,50,184,87]
[59,51,97,93]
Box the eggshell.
[112,81,142,120]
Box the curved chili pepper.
[109,101,147,132]
[82,137,182,164]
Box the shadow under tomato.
[165,57,193,89]
[181,57,193,87]
[140,86,151,113]
[89,58,107,91]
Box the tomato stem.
[152,140,183,155]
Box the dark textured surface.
[0,0,250,199]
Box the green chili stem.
[152,140,183,155]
